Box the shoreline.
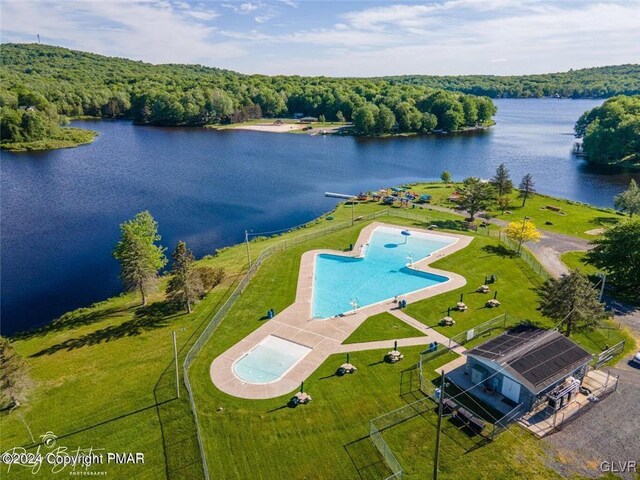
[1,127,98,152]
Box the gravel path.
[542,381,640,480]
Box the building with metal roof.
[464,325,593,411]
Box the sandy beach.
[232,123,307,133]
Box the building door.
[501,376,521,403]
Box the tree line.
[381,64,640,99]
[0,43,498,144]
[574,95,640,168]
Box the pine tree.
[537,270,607,337]
[166,241,203,314]
[113,211,167,306]
[518,173,536,207]
[490,163,513,197]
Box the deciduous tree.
[614,179,640,217]
[197,266,226,295]
[458,177,494,221]
[586,217,640,298]
[113,211,167,306]
[503,219,541,253]
[0,336,31,410]
[440,171,452,184]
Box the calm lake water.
[2,99,639,334]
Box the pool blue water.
[312,227,453,319]
[233,335,312,384]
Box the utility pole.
[433,370,446,480]
[351,198,355,226]
[599,273,606,302]
[245,230,252,268]
[173,331,180,398]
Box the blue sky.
[1,0,639,76]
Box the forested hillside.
[1,43,638,150]
[382,64,640,98]
[0,43,496,148]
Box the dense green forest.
[381,64,640,99]
[575,95,640,169]
[0,43,496,148]
[1,43,638,150]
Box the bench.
[455,407,486,434]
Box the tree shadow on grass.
[29,301,182,357]
[590,216,620,226]
[12,304,134,341]
[481,244,518,258]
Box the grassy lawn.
[0,185,632,479]
[188,217,606,479]
[0,201,457,479]
[405,182,622,239]
[560,250,599,276]
[343,312,424,344]
[404,236,550,337]
[488,192,621,239]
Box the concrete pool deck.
[210,222,473,399]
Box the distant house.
[18,105,37,112]
[464,326,592,412]
[299,116,318,124]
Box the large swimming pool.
[232,335,312,384]
[312,226,455,319]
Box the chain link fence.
[182,208,390,479]
[475,227,550,281]
[181,206,551,478]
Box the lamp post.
[517,216,530,254]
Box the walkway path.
[421,203,639,343]
[209,222,472,399]
[335,309,468,355]
[419,204,591,277]
[389,309,466,354]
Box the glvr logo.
[600,461,637,473]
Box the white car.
[632,352,640,367]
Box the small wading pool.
[232,335,312,384]
[312,226,455,319]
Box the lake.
[1,99,638,334]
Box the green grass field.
[560,250,599,276]
[406,183,622,239]
[343,312,424,344]
[0,185,634,479]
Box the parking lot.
[543,364,640,480]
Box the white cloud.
[0,0,241,64]
[1,0,638,76]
